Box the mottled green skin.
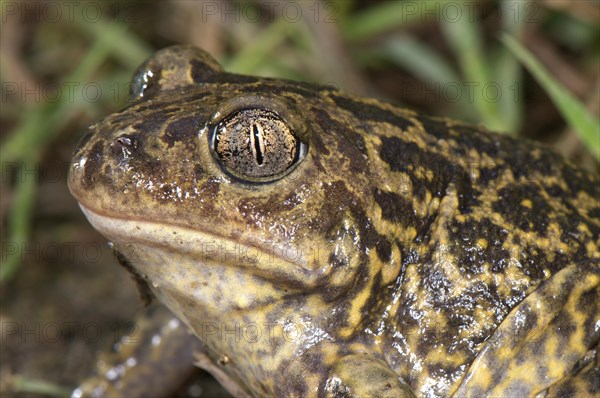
[69,45,600,397]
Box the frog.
[68,45,599,397]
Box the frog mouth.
[78,204,322,289]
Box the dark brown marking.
[375,239,392,263]
[82,141,104,190]
[492,183,551,235]
[73,128,94,157]
[113,247,154,305]
[162,115,200,148]
[373,189,435,238]
[133,111,171,134]
[417,116,457,141]
[330,94,415,131]
[379,136,480,212]
[190,59,221,84]
[209,72,260,85]
[448,217,509,275]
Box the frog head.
[68,45,398,320]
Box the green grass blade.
[12,375,71,397]
[1,20,148,282]
[75,16,152,70]
[440,4,506,131]
[485,0,528,134]
[488,47,523,134]
[1,159,37,282]
[376,35,476,120]
[379,35,462,88]
[501,34,600,160]
[1,22,143,164]
[330,0,356,20]
[223,18,294,74]
[343,0,443,41]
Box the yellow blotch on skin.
[520,199,533,208]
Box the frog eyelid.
[207,95,309,144]
[130,45,224,99]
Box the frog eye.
[130,45,223,99]
[211,109,306,182]
[130,60,156,99]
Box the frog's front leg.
[454,261,599,397]
[73,304,204,398]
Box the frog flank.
[68,45,600,397]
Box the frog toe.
[326,353,415,398]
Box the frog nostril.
[116,135,139,149]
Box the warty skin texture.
[69,45,599,397]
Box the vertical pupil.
[252,123,264,166]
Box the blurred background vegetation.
[1,0,599,396]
